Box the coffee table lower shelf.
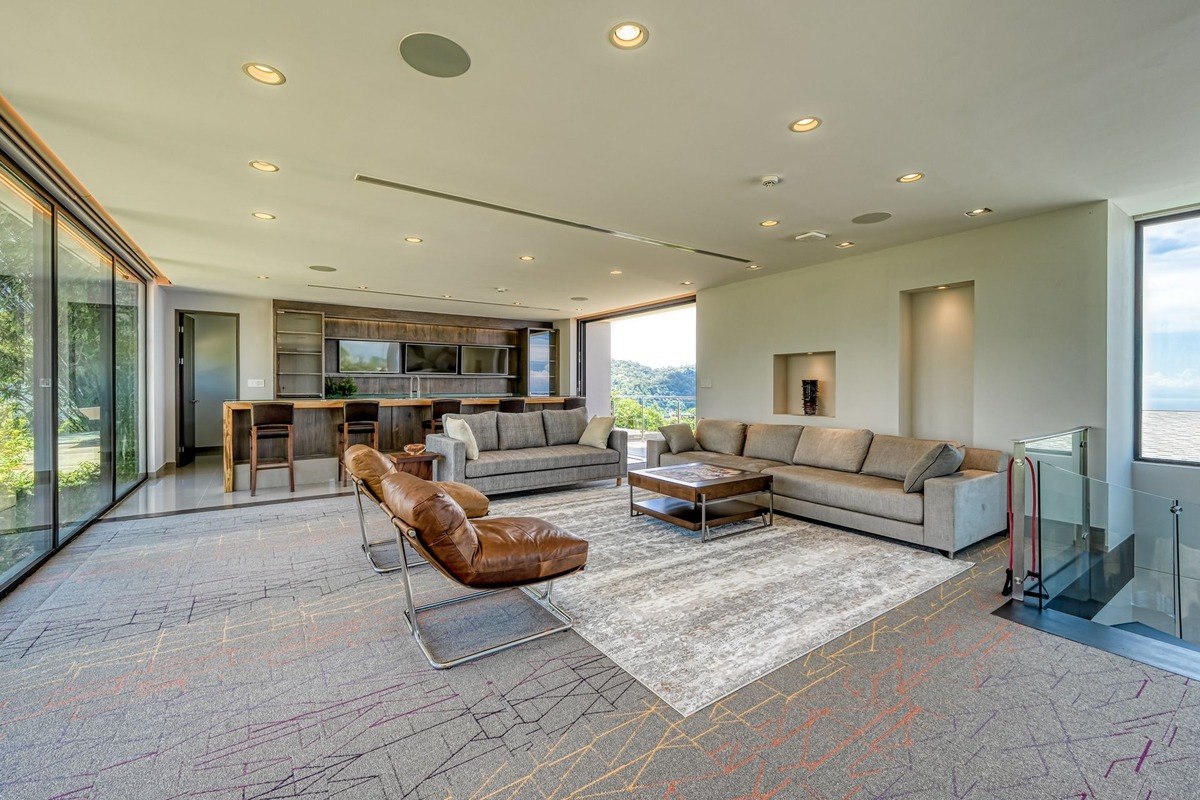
[630,495,772,541]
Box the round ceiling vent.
[852,212,892,225]
[308,265,337,272]
[570,296,589,301]
[399,33,471,78]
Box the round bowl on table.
[403,443,426,456]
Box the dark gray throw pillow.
[903,442,966,493]
[659,423,698,454]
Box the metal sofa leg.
[395,527,574,670]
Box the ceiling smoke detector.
[794,230,828,242]
[760,174,782,188]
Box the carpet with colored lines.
[0,486,1197,799]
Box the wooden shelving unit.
[521,327,558,397]
[275,310,324,398]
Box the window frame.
[1134,207,1200,467]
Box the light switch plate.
[247,378,265,388]
[700,378,713,389]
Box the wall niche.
[772,351,836,417]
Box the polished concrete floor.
[105,454,350,520]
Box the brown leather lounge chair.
[380,469,588,669]
[343,444,490,574]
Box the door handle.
[190,399,199,403]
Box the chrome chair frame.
[391,523,575,670]
[350,477,428,574]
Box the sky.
[610,305,695,367]
[1142,214,1200,410]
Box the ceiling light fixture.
[257,275,269,280]
[964,207,993,217]
[404,236,422,243]
[789,117,822,133]
[937,285,949,290]
[248,160,279,172]
[608,22,648,49]
[759,219,780,227]
[442,293,452,298]
[357,285,369,290]
[609,269,623,275]
[897,172,924,183]
[519,255,535,261]
[745,264,761,270]
[251,211,275,220]
[681,280,694,286]
[512,301,524,306]
[494,287,508,292]
[242,63,286,85]
[834,241,855,249]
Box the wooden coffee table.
[628,462,773,542]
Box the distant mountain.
[611,359,696,399]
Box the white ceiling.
[3,0,1200,318]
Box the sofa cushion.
[542,407,589,445]
[743,424,804,463]
[792,427,874,472]
[659,423,698,454]
[904,442,966,493]
[465,444,619,478]
[660,450,785,473]
[764,464,923,524]
[444,417,480,460]
[497,411,548,450]
[695,419,747,455]
[579,415,615,449]
[445,411,499,452]
[861,435,951,482]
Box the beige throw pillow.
[579,415,615,449]
[444,416,480,460]
[658,423,698,454]
[903,442,966,493]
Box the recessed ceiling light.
[242,63,286,85]
[759,219,780,227]
[257,275,269,280]
[789,117,822,133]
[404,236,422,243]
[681,281,694,286]
[512,301,524,306]
[251,211,275,220]
[897,172,924,183]
[574,307,583,312]
[442,294,452,299]
[494,287,508,292]
[745,264,761,270]
[248,160,279,172]
[609,269,623,275]
[964,207,993,217]
[609,22,648,49]
[357,285,369,290]
[308,265,337,272]
[937,285,949,290]
[519,255,535,261]
[835,241,855,249]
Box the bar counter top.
[221,396,571,491]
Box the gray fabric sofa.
[426,408,628,495]
[646,420,1006,558]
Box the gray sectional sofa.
[426,408,628,495]
[646,420,1006,558]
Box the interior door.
[178,314,196,467]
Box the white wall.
[697,202,1116,477]
[150,287,274,472]
[584,321,612,418]
[909,285,975,443]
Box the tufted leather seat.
[381,470,587,589]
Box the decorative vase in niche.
[802,379,819,416]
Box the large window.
[1137,209,1200,465]
[0,154,147,594]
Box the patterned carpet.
[0,484,1197,799]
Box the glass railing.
[610,394,697,440]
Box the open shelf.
[773,351,836,417]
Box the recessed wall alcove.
[772,351,836,417]
[899,282,975,442]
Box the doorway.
[177,311,239,467]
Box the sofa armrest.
[424,434,466,483]
[645,437,669,468]
[923,469,1007,556]
[607,428,629,476]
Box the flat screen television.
[460,345,509,376]
[338,340,401,373]
[405,343,459,374]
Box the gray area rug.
[490,485,973,715]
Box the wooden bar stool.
[421,398,462,437]
[337,400,380,485]
[249,401,295,497]
[563,396,586,410]
[499,398,527,413]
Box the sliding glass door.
[0,156,147,594]
[0,163,54,586]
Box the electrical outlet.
[247,378,265,388]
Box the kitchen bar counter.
[221,396,569,491]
